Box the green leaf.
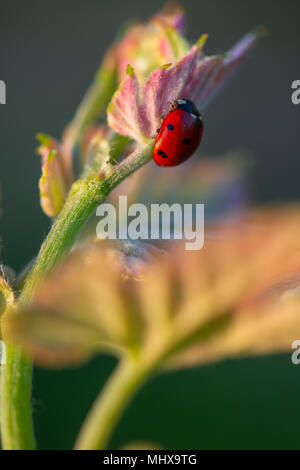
[3,307,113,367]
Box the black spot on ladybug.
[182,138,191,145]
[157,149,168,158]
[167,123,174,131]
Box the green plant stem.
[70,57,117,140]
[67,60,117,177]
[74,358,152,450]
[0,142,153,450]
[0,347,35,450]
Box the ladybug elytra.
[153,99,204,167]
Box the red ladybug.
[153,99,204,167]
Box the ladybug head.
[175,99,201,117]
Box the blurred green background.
[0,0,300,449]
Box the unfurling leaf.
[37,134,72,218]
[115,5,188,82]
[108,29,262,143]
[61,5,187,163]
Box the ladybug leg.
[151,126,161,139]
[158,114,165,125]
[154,117,164,136]
[169,100,177,111]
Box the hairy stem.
[0,142,153,450]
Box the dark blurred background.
[0,0,300,450]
